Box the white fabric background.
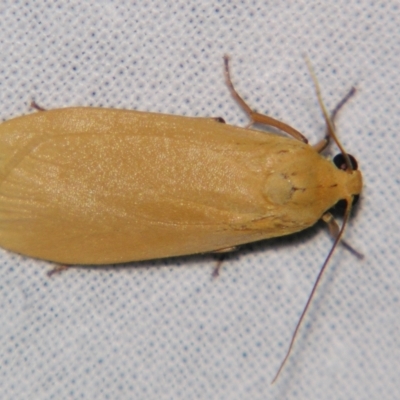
[0,1,398,399]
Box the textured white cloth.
[0,1,398,399]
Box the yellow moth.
[0,56,362,381]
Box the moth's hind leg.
[210,246,239,278]
[223,55,308,143]
[31,101,46,111]
[47,264,71,276]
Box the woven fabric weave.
[0,1,398,399]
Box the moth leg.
[313,87,357,153]
[211,246,238,254]
[331,87,357,127]
[223,55,308,143]
[211,246,238,278]
[322,212,363,259]
[31,101,46,111]
[212,258,224,278]
[313,138,329,153]
[47,264,71,277]
[212,117,226,123]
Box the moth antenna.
[271,197,353,384]
[304,56,353,171]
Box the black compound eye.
[333,153,358,171]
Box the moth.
[0,56,362,381]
